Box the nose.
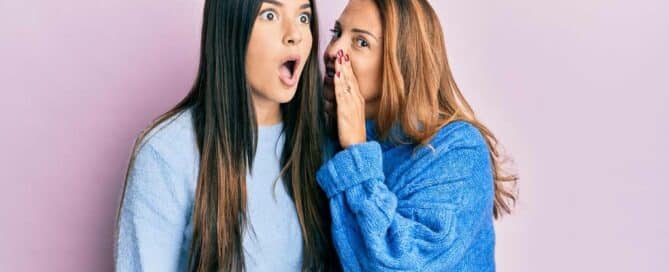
[283,21,303,46]
[324,39,347,64]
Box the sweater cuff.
[317,141,384,198]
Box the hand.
[333,50,367,148]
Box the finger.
[333,55,346,106]
[342,55,359,97]
[342,54,365,105]
[335,62,357,117]
[343,54,359,86]
[341,54,352,91]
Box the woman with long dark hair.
[317,0,518,270]
[114,0,337,271]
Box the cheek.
[352,60,382,101]
[245,35,275,89]
[304,28,313,47]
[300,29,313,59]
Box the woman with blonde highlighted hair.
[317,0,518,270]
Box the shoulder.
[407,121,491,180]
[133,108,199,181]
[429,120,488,151]
[140,107,196,148]
[126,108,200,207]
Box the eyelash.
[356,38,369,48]
[259,9,312,24]
[299,13,311,24]
[330,28,370,49]
[259,9,278,21]
[330,28,341,39]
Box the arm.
[317,141,493,271]
[115,143,189,272]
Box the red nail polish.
[345,54,350,62]
[336,71,340,78]
[337,49,343,57]
[338,57,342,64]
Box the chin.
[275,88,298,104]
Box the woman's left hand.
[334,51,367,149]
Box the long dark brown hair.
[371,0,518,218]
[115,0,338,271]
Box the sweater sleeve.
[316,140,494,271]
[115,143,189,272]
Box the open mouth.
[283,60,297,77]
[279,56,301,86]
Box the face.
[323,0,383,119]
[246,0,314,105]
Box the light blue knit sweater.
[316,120,496,271]
[115,109,304,271]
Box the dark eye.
[356,38,369,48]
[329,28,341,40]
[299,13,311,24]
[259,10,278,21]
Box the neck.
[365,97,380,121]
[251,92,282,126]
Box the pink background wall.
[1,0,667,271]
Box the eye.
[356,38,370,48]
[298,13,311,24]
[259,10,278,21]
[329,28,341,40]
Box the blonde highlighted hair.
[373,0,518,218]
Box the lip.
[278,54,302,87]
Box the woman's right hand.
[333,50,367,149]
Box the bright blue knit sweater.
[316,120,496,271]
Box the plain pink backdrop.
[1,0,667,271]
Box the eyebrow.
[335,21,379,41]
[262,0,312,10]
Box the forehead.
[261,0,311,9]
[338,0,382,34]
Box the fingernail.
[338,57,342,64]
[337,49,343,57]
[345,54,350,62]
[336,71,341,78]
